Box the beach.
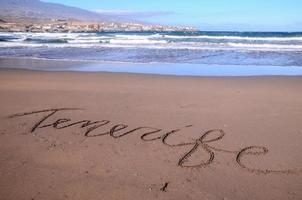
[0,68,301,200]
[1,0,302,199]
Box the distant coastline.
[0,19,197,33]
[0,0,197,33]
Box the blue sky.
[43,0,302,31]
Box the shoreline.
[1,57,302,77]
[1,67,302,79]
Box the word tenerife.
[9,108,301,175]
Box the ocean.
[1,31,302,75]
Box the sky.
[43,0,302,31]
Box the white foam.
[2,41,302,52]
[1,32,302,52]
[114,34,162,39]
[227,42,302,49]
[163,35,302,41]
[68,39,101,44]
[109,39,167,44]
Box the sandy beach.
[0,69,302,200]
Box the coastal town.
[0,19,197,32]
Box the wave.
[1,32,302,52]
[0,35,20,42]
[163,35,302,41]
[24,38,68,44]
[3,32,302,45]
[1,41,302,52]
[114,33,162,39]
[68,39,102,44]
[0,38,10,42]
[109,38,167,44]
[226,42,302,49]
[104,33,302,41]
[1,32,302,67]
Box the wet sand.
[0,69,301,200]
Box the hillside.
[0,0,121,22]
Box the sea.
[1,31,302,76]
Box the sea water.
[1,31,302,76]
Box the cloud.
[94,9,174,19]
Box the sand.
[0,69,301,200]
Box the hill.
[0,0,121,22]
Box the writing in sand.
[9,108,302,175]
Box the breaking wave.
[1,31,302,66]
